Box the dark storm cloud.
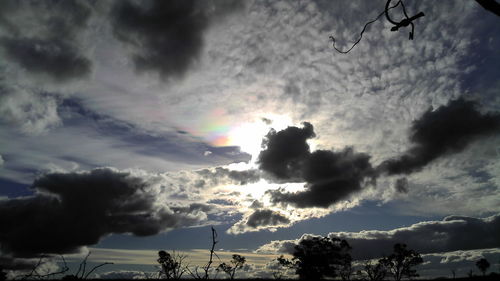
[0,0,93,82]
[379,98,500,175]
[0,168,207,258]
[0,38,91,82]
[110,0,243,79]
[246,209,290,228]
[258,122,315,180]
[259,123,376,208]
[258,214,500,260]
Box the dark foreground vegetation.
[1,228,497,280]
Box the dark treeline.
[2,229,498,281]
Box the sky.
[0,0,499,279]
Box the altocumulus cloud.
[0,168,210,258]
[110,0,243,80]
[257,214,500,260]
[228,209,291,234]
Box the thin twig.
[84,262,114,279]
[330,1,402,54]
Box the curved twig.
[330,1,402,54]
[385,0,425,40]
[84,262,114,279]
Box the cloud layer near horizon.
[257,214,500,260]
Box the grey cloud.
[97,270,148,279]
[171,202,214,214]
[0,38,91,82]
[257,214,500,260]
[394,177,409,193]
[0,256,37,270]
[249,200,264,209]
[268,148,377,208]
[0,168,208,258]
[379,98,500,175]
[196,167,260,186]
[110,0,243,80]
[228,208,292,234]
[0,0,93,82]
[246,209,290,228]
[0,87,62,135]
[259,123,377,208]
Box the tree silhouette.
[216,254,246,279]
[362,260,387,281]
[379,243,423,281]
[157,250,188,279]
[476,258,490,276]
[279,236,352,280]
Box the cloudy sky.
[1,0,499,279]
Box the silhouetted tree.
[476,258,490,276]
[278,236,352,280]
[157,250,188,279]
[362,260,387,281]
[339,253,354,281]
[216,254,246,279]
[379,243,423,281]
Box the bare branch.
[83,262,114,279]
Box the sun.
[226,114,293,163]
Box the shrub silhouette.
[476,258,490,276]
[279,236,352,280]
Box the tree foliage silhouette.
[476,258,490,276]
[279,236,352,280]
[379,243,423,281]
[157,250,188,279]
[216,254,246,279]
[362,260,387,281]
